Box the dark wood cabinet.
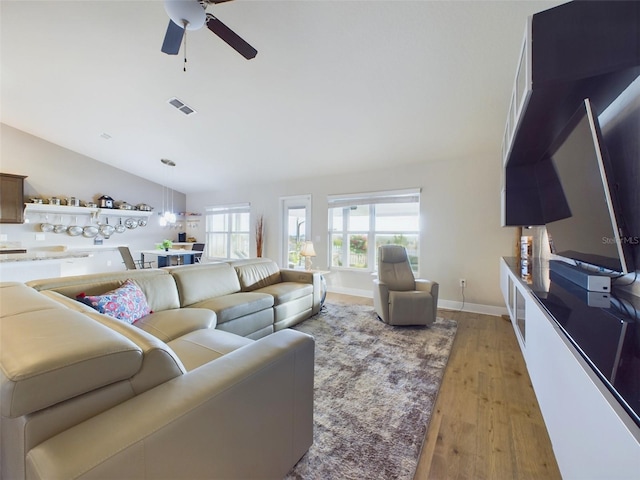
[502,1,640,226]
[0,173,27,224]
[532,1,640,87]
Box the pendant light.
[160,158,177,227]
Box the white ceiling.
[1,0,564,194]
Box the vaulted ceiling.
[0,0,564,194]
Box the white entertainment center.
[500,257,640,479]
[499,3,640,475]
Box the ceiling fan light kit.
[164,0,206,30]
[161,0,257,60]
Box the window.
[328,189,420,271]
[205,204,250,259]
[281,195,311,269]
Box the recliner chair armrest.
[415,279,438,296]
[415,279,439,319]
[373,279,391,323]
[26,329,314,480]
[374,279,390,296]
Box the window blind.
[327,188,420,208]
[205,203,250,214]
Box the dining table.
[140,249,199,268]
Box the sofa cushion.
[126,273,181,311]
[168,329,253,371]
[254,282,313,306]
[0,283,67,317]
[84,312,186,395]
[78,279,151,324]
[214,310,274,339]
[273,296,313,324]
[1,285,143,417]
[134,308,217,343]
[232,259,282,292]
[191,292,274,325]
[168,263,241,307]
[27,270,181,312]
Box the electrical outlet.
[459,279,466,288]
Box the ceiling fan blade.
[206,15,257,59]
[161,20,185,55]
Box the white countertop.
[0,246,118,263]
[140,249,198,256]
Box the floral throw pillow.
[77,279,151,324]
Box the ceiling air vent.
[167,97,197,116]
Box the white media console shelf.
[500,257,640,479]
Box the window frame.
[280,195,312,269]
[204,203,251,260]
[328,189,420,272]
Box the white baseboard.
[438,299,508,317]
[326,286,373,298]
[327,287,508,317]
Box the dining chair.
[192,243,205,263]
[118,246,154,270]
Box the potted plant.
[160,239,173,251]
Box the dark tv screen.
[542,98,634,273]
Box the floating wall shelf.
[24,204,153,218]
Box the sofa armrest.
[280,269,322,314]
[26,329,314,480]
[279,268,314,284]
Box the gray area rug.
[286,303,457,480]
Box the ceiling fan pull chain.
[183,20,188,72]
[183,34,188,72]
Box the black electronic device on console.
[549,260,611,292]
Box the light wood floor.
[325,293,561,480]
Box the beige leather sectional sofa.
[0,258,320,479]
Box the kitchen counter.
[0,252,91,263]
[0,246,118,263]
[0,246,123,283]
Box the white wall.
[0,124,187,275]
[188,152,515,312]
[2,123,517,310]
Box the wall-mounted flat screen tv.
[541,98,635,274]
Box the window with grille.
[328,189,420,271]
[205,203,251,260]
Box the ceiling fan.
[161,0,257,60]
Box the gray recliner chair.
[373,245,439,326]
